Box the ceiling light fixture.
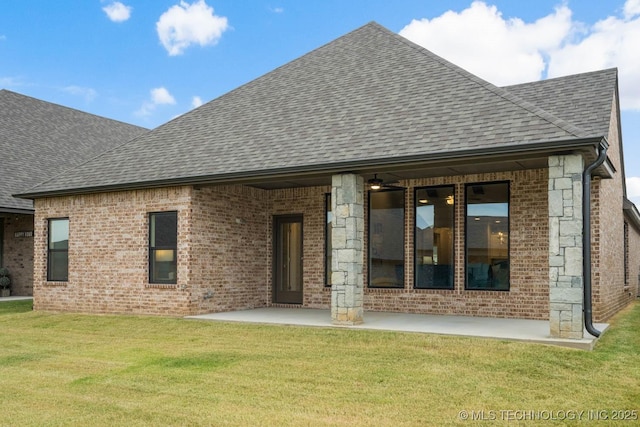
[368,174,383,190]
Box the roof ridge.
[372,23,591,138]
[0,89,148,132]
[503,68,618,89]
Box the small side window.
[149,212,178,284]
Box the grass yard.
[1,300,639,426]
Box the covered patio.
[187,308,608,350]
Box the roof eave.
[15,137,607,200]
[0,207,35,215]
[624,198,640,231]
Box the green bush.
[0,276,10,289]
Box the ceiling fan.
[367,174,403,190]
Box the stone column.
[331,173,364,325]
[548,154,584,339]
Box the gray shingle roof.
[504,68,617,138]
[0,90,147,210]
[20,22,614,198]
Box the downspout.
[583,141,608,338]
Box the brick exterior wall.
[1,214,34,296]
[269,186,332,309]
[189,185,270,313]
[33,187,194,315]
[626,220,640,297]
[30,158,633,322]
[363,169,549,319]
[591,95,638,321]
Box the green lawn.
[1,300,639,426]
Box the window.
[415,186,454,289]
[466,182,509,290]
[0,219,3,267]
[325,193,332,286]
[149,212,178,284]
[369,189,404,288]
[624,221,629,285]
[48,218,69,281]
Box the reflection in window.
[48,218,69,281]
[415,186,454,289]
[369,189,404,288]
[325,193,332,286]
[466,182,509,290]
[149,211,178,284]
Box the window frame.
[149,211,178,285]
[464,181,510,291]
[624,221,629,286]
[324,193,332,287]
[413,185,455,290]
[0,218,3,267]
[367,187,406,289]
[47,217,69,282]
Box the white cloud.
[136,87,176,117]
[399,1,573,86]
[151,87,176,105]
[547,1,640,110]
[0,76,21,87]
[62,85,97,102]
[624,0,640,18]
[399,0,640,111]
[156,0,229,56]
[103,2,132,23]
[191,96,203,108]
[627,176,640,206]
[271,7,284,14]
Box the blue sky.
[1,0,639,200]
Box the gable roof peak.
[18,22,609,198]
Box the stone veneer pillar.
[331,173,364,325]
[548,154,584,339]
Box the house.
[0,90,147,295]
[16,23,640,340]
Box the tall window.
[149,212,178,284]
[369,189,404,288]
[0,219,4,267]
[624,221,629,285]
[466,182,509,290]
[325,193,332,286]
[48,218,69,281]
[415,186,454,289]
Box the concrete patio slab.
[187,308,608,350]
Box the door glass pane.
[279,221,302,292]
[369,189,404,288]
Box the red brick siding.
[268,186,332,309]
[31,157,632,321]
[363,169,549,319]
[591,96,637,321]
[189,185,270,314]
[626,220,640,297]
[33,187,193,315]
